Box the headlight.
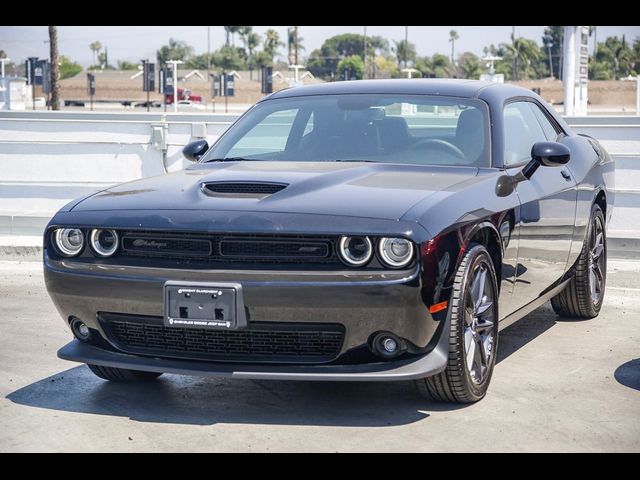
[53,228,85,257]
[89,229,119,257]
[338,236,373,266]
[378,237,414,268]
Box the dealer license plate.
[163,282,246,330]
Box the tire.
[416,243,499,403]
[551,203,606,319]
[87,364,162,382]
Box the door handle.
[561,170,571,181]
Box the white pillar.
[173,66,178,113]
[563,26,576,116]
[637,77,640,116]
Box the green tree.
[211,45,246,71]
[224,26,248,46]
[246,31,261,79]
[393,39,416,68]
[307,33,378,79]
[117,60,138,70]
[416,54,453,78]
[593,35,634,79]
[58,55,82,80]
[373,55,399,79]
[633,38,640,74]
[186,53,213,70]
[337,55,364,80]
[541,26,562,79]
[449,30,459,64]
[263,29,284,63]
[156,38,194,65]
[0,49,6,58]
[89,41,102,66]
[500,37,542,80]
[96,48,113,69]
[457,52,481,79]
[287,26,305,65]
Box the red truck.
[165,88,202,105]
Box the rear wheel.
[87,364,163,382]
[415,243,499,403]
[551,203,606,319]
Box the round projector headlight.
[338,236,373,266]
[53,228,84,257]
[89,229,119,257]
[378,237,414,268]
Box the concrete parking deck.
[0,260,638,452]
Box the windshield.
[203,93,490,167]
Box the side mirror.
[182,140,209,162]
[531,141,570,167]
[496,141,571,197]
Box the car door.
[504,100,578,309]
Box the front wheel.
[415,243,499,403]
[87,364,163,382]
[551,203,606,319]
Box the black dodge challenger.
[44,80,614,403]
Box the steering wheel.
[409,138,466,160]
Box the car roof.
[264,79,537,103]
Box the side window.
[302,111,314,137]
[528,103,559,141]
[226,108,298,158]
[503,102,548,166]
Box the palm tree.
[501,37,541,80]
[392,40,416,68]
[287,26,305,64]
[458,52,482,79]
[263,29,284,64]
[49,26,60,110]
[247,32,261,79]
[449,30,459,64]
[224,26,246,47]
[89,41,102,67]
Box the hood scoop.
[201,181,288,199]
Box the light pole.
[166,59,184,113]
[404,26,408,69]
[363,26,367,79]
[544,34,554,78]
[207,26,211,77]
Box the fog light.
[383,337,398,353]
[371,332,405,359]
[70,317,91,342]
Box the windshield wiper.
[204,157,263,163]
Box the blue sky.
[1,26,638,66]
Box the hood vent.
[202,181,288,198]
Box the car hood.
[72,161,481,221]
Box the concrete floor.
[0,261,638,452]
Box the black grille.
[100,313,345,364]
[203,182,287,196]
[116,231,340,266]
[220,240,329,259]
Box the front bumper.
[45,252,447,380]
[58,328,449,381]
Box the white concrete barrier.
[0,111,638,246]
[565,116,640,241]
[0,111,237,234]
